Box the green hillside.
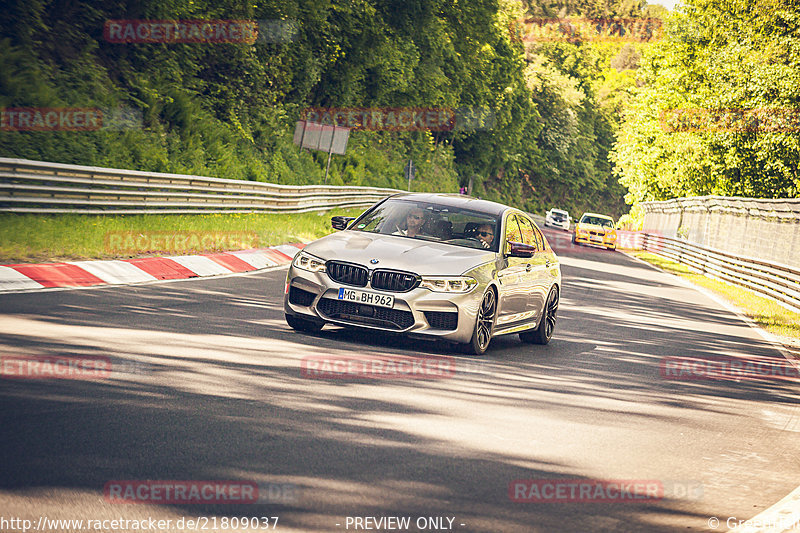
[0,0,668,219]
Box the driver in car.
[394,207,428,238]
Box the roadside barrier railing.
[640,232,800,312]
[641,195,800,269]
[7,158,797,309]
[0,158,403,214]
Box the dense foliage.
[612,0,800,205]
[1,0,661,218]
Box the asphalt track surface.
[1,227,799,532]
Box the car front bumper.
[574,232,616,248]
[546,218,569,230]
[284,267,484,344]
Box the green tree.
[612,0,800,205]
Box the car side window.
[504,215,523,254]
[534,226,547,250]
[516,216,542,251]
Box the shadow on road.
[1,249,798,532]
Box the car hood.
[303,231,496,275]
[578,223,614,232]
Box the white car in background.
[545,208,571,230]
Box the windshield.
[351,198,501,251]
[580,215,615,228]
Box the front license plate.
[338,288,394,308]
[590,236,603,242]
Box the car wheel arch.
[465,284,499,355]
[520,284,560,345]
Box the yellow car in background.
[572,213,617,250]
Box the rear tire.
[285,313,324,333]
[520,286,559,345]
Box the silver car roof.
[387,193,510,217]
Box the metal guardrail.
[6,158,797,309]
[642,195,800,220]
[641,232,800,311]
[0,158,404,214]
[641,195,800,269]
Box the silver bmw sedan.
[284,193,561,354]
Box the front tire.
[285,313,324,333]
[466,288,497,355]
[520,286,559,345]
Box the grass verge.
[0,208,365,264]
[627,250,800,350]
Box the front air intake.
[326,261,369,287]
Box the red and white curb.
[0,244,304,293]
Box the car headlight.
[292,251,326,272]
[420,276,478,293]
[577,227,588,234]
[606,232,617,240]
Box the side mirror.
[507,241,536,258]
[331,216,355,230]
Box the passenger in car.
[474,223,495,248]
